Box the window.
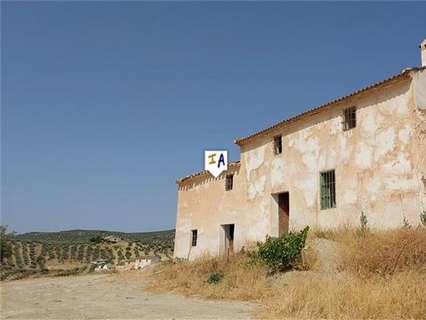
[191,229,198,247]
[320,170,336,209]
[343,107,357,131]
[274,135,282,155]
[225,174,234,191]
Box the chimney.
[421,38,426,67]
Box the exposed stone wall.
[174,72,426,260]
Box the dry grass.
[148,228,426,319]
[148,253,272,301]
[313,227,426,277]
[262,271,426,319]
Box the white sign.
[204,150,228,178]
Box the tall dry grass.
[148,228,426,319]
[313,227,426,277]
[148,253,273,301]
[262,271,426,319]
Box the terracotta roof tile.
[177,161,240,184]
[234,67,425,145]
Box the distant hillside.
[16,229,175,244]
[2,229,175,281]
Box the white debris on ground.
[92,255,162,272]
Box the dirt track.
[0,273,255,319]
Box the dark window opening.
[343,107,357,131]
[274,135,282,155]
[225,174,234,191]
[191,229,198,247]
[320,170,336,210]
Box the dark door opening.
[223,224,235,256]
[278,192,290,236]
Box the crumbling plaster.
[174,71,426,260]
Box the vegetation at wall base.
[421,210,426,227]
[148,226,426,319]
[207,271,224,284]
[253,226,309,272]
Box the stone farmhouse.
[174,40,426,260]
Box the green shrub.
[22,244,30,265]
[85,246,93,263]
[37,255,47,271]
[89,236,103,244]
[357,211,368,237]
[77,245,85,262]
[0,226,14,263]
[420,211,426,227]
[134,247,140,258]
[92,246,100,260]
[207,271,224,284]
[402,217,411,229]
[70,245,77,260]
[254,226,309,272]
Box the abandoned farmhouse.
[174,40,426,260]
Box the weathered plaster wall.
[174,165,268,259]
[174,71,425,260]
[412,69,426,211]
[241,75,423,231]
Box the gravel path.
[0,273,255,319]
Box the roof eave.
[176,161,241,185]
[234,67,424,146]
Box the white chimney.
[421,38,426,67]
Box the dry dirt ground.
[0,273,255,320]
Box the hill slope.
[2,229,175,281]
[16,229,175,244]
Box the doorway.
[222,224,235,256]
[278,192,290,236]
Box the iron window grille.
[343,106,357,131]
[320,170,336,210]
[225,174,234,191]
[191,230,198,247]
[274,135,283,155]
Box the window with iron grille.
[191,229,198,247]
[343,106,357,131]
[225,174,234,191]
[274,135,282,155]
[320,170,336,210]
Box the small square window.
[320,170,336,210]
[343,107,357,131]
[225,174,234,191]
[274,135,282,155]
[191,229,198,247]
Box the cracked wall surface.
[174,70,426,260]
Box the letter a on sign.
[204,150,228,178]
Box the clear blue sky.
[2,2,425,233]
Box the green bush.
[357,211,368,237]
[77,245,85,262]
[89,236,103,244]
[70,245,77,260]
[0,226,14,263]
[207,271,223,284]
[254,226,309,272]
[421,211,426,227]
